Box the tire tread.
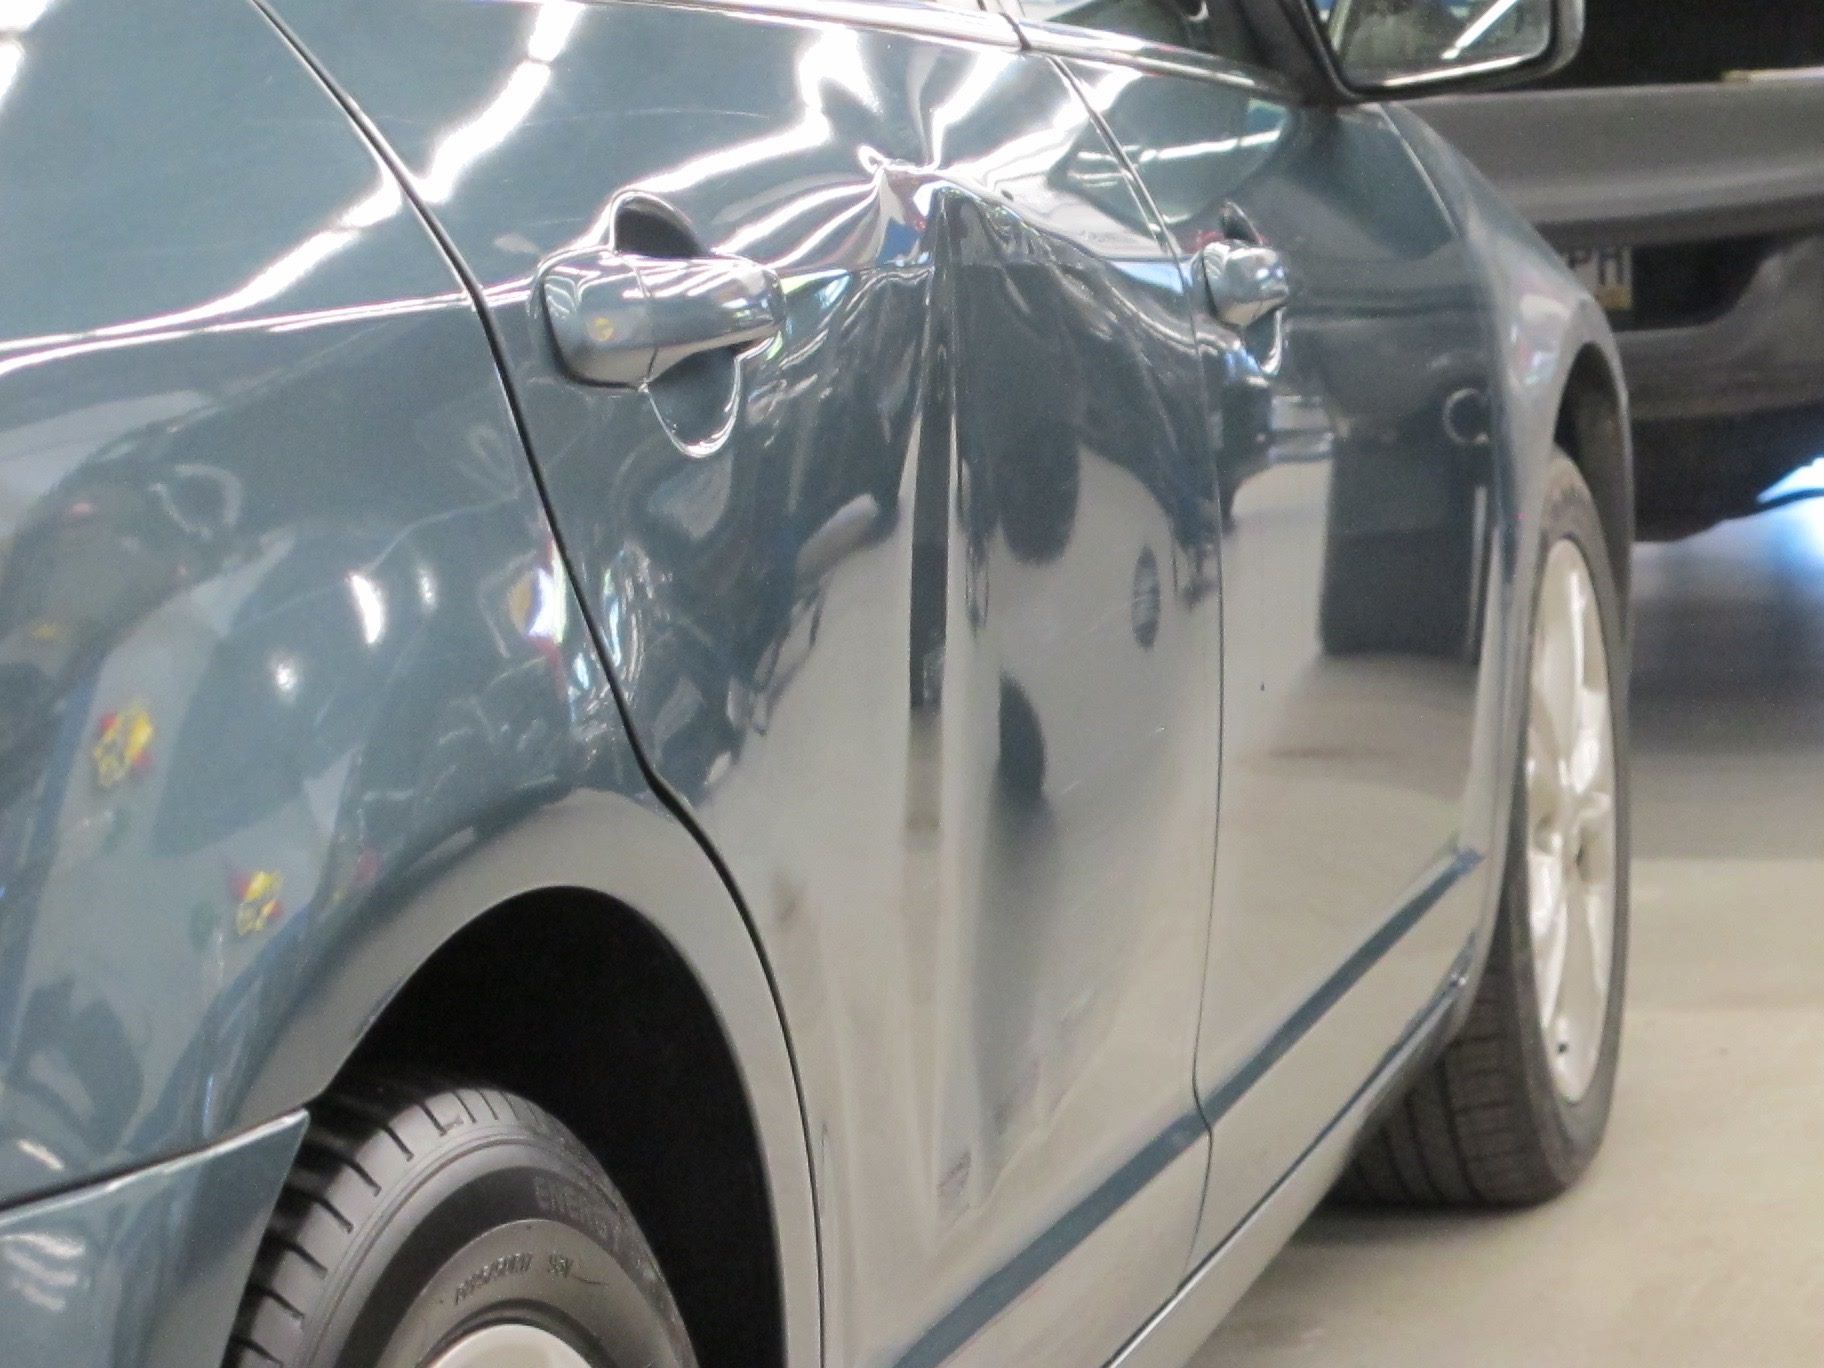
[227,1074,540,1367]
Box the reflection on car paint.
[258,2,1226,1359]
[229,868,284,938]
[89,703,153,790]
[1057,49,1507,1258]
[0,0,632,1221]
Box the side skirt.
[1103,970,1467,1368]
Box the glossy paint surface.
[0,0,1626,1364]
[0,2,823,1359]
[1053,43,1499,1251]
[0,1112,303,1368]
[0,0,626,1198]
[262,2,1228,1362]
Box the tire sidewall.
[306,1122,694,1368]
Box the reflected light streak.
[0,169,409,375]
[1761,455,1824,503]
[271,651,302,699]
[525,1,582,61]
[339,175,403,230]
[1768,472,1824,566]
[417,3,581,204]
[0,211,367,360]
[0,39,20,104]
[719,181,873,255]
[1133,129,1279,165]
[579,28,869,246]
[635,110,823,198]
[7,1230,81,1259]
[11,1137,62,1172]
[347,570,387,647]
[1070,65,1144,114]
[0,0,52,31]
[769,190,883,270]
[928,58,1001,161]
[419,62,551,203]
[963,92,1100,195]
[1443,0,1525,59]
[798,25,876,112]
[528,566,567,645]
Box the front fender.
[1386,104,1629,1010]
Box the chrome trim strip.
[1375,50,1534,89]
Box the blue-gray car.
[0,0,1631,1364]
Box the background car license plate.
[1563,246,1634,315]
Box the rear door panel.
[266,2,1223,1361]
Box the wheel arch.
[1554,344,1635,611]
[233,792,820,1368]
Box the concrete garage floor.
[1195,496,1824,1366]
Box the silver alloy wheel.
[1525,536,1618,1103]
[426,1324,596,1368]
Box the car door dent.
[0,2,825,1361]
[251,4,1225,1361]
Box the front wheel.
[1337,452,1629,1205]
[228,1074,697,1367]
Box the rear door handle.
[1199,240,1289,330]
[541,250,784,387]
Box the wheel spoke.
[1527,710,1561,827]
[1532,628,1576,791]
[1565,559,1591,711]
[1577,783,1614,827]
[1531,849,1569,1033]
[1584,882,1613,991]
[1526,537,1619,1104]
[1553,874,1602,1081]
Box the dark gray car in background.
[0,0,1632,1364]
[1417,1,1824,533]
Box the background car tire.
[1316,426,1485,660]
[1335,453,1629,1206]
[228,1073,697,1368]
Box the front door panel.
[268,3,1222,1362]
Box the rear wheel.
[1337,452,1628,1205]
[228,1073,696,1368]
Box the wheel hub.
[426,1324,596,1368]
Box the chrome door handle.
[541,250,784,387]
[1199,240,1289,330]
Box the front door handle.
[1199,240,1289,330]
[541,250,784,387]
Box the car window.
[1020,0,1270,70]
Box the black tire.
[228,1074,697,1368]
[1336,453,1629,1206]
[1317,445,1481,660]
